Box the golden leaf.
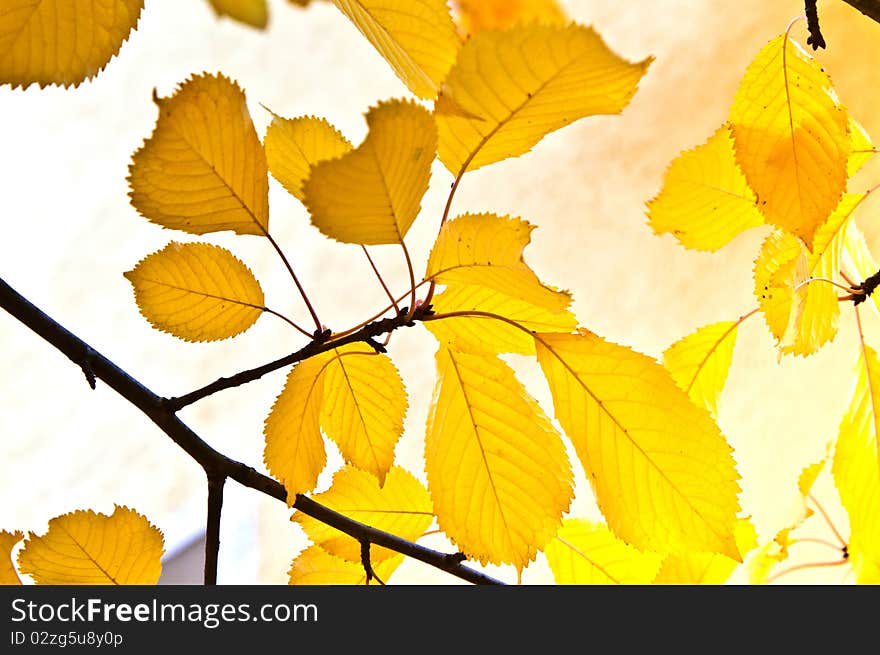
[0,531,23,585]
[535,330,742,559]
[847,116,875,178]
[0,0,143,88]
[124,241,265,342]
[453,0,567,35]
[304,99,436,245]
[129,73,270,236]
[16,506,164,585]
[843,222,880,321]
[207,0,268,28]
[289,545,403,584]
[653,519,757,584]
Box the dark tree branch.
[841,0,880,25]
[0,276,501,585]
[205,473,226,585]
[805,0,826,49]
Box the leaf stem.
[766,558,847,583]
[807,492,848,548]
[401,240,417,321]
[262,307,313,338]
[362,246,399,314]
[264,231,323,333]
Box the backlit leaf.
[264,114,352,202]
[847,116,875,178]
[0,0,143,89]
[543,519,662,584]
[435,23,651,175]
[426,347,573,569]
[319,346,408,485]
[832,345,880,583]
[330,0,459,99]
[646,125,764,251]
[453,0,567,35]
[16,506,163,584]
[289,545,403,584]
[0,531,22,585]
[843,222,880,321]
[653,519,757,584]
[426,213,570,313]
[124,241,265,342]
[425,284,576,355]
[264,354,331,501]
[729,33,850,249]
[663,321,739,419]
[535,330,742,559]
[129,73,270,236]
[293,466,432,563]
[304,99,436,245]
[207,0,268,28]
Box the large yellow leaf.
[435,23,651,175]
[124,241,265,342]
[425,284,576,355]
[426,213,570,313]
[0,0,143,89]
[0,531,23,585]
[264,114,352,202]
[264,354,331,501]
[535,330,742,559]
[16,506,163,585]
[832,345,880,583]
[207,0,268,28]
[293,466,432,563]
[847,116,875,178]
[303,99,436,245]
[728,33,850,250]
[425,347,573,569]
[129,73,270,236]
[453,0,566,35]
[289,545,403,584]
[653,519,757,584]
[646,125,764,251]
[543,519,662,584]
[329,0,459,99]
[319,346,407,484]
[663,321,739,420]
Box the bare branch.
[205,473,226,585]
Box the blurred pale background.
[2,0,880,584]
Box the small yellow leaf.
[847,116,875,178]
[0,530,23,585]
[646,125,764,251]
[319,346,407,484]
[264,114,353,202]
[124,241,265,342]
[426,213,571,313]
[264,354,331,501]
[329,0,460,99]
[425,284,576,355]
[0,0,143,89]
[453,0,567,35]
[293,466,432,563]
[729,33,850,249]
[436,23,651,175]
[289,545,403,584]
[426,347,573,569]
[653,519,757,584]
[535,330,742,559]
[207,0,268,28]
[16,506,163,585]
[833,345,880,583]
[543,519,662,584]
[843,222,880,321]
[129,73,270,236]
[663,321,739,420]
[304,99,436,245]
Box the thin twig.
[265,231,323,334]
[361,246,399,314]
[204,473,226,585]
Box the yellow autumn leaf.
[264,354,331,500]
[843,222,880,321]
[16,506,163,585]
[543,519,662,584]
[535,330,742,559]
[435,23,651,176]
[0,530,23,585]
[319,346,407,484]
[424,284,576,355]
[832,345,880,583]
[653,519,757,584]
[426,213,570,313]
[129,73,270,236]
[453,0,567,35]
[304,99,436,245]
[426,347,573,569]
[0,0,143,89]
[663,321,739,420]
[646,125,764,251]
[264,114,353,202]
[293,466,432,563]
[207,0,268,28]
[124,241,265,342]
[728,33,850,250]
[847,116,875,178]
[289,545,403,584]
[329,0,459,99]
